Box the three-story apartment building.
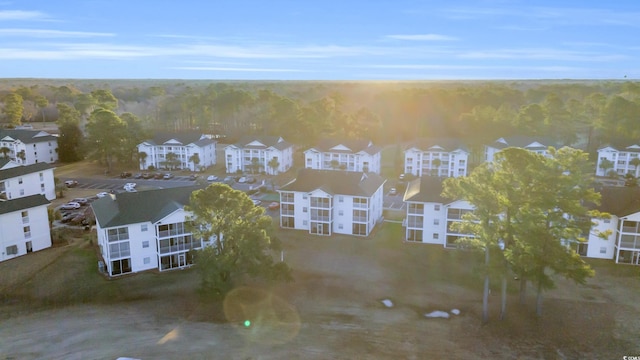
[0,129,58,165]
[278,169,385,237]
[91,186,215,277]
[225,136,293,175]
[596,144,640,177]
[137,132,217,171]
[402,177,474,248]
[485,136,560,162]
[304,139,381,174]
[404,139,469,178]
[0,159,56,201]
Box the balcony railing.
[159,242,201,254]
[310,215,331,222]
[353,216,368,223]
[618,235,640,249]
[353,202,368,209]
[621,226,639,234]
[407,208,423,215]
[281,209,295,216]
[158,229,189,238]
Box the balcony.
[281,209,295,216]
[618,234,640,249]
[159,241,201,254]
[353,202,368,209]
[158,229,189,238]
[310,215,331,222]
[353,216,368,223]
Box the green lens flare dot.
[244,320,251,327]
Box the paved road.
[59,176,405,210]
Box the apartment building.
[304,139,381,174]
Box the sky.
[0,0,639,80]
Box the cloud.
[0,28,115,38]
[457,48,628,62]
[172,66,305,72]
[386,34,458,41]
[0,10,50,21]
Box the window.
[22,211,29,224]
[603,219,611,224]
[23,226,31,238]
[434,219,439,226]
[6,245,18,255]
[107,227,130,242]
[338,224,343,229]
[434,205,441,211]
[141,224,148,232]
[40,183,45,192]
[339,196,344,203]
[281,192,294,203]
[303,207,308,213]
[303,220,308,226]
[144,257,151,264]
[142,241,149,248]
[433,233,439,240]
[338,210,344,216]
[600,247,607,254]
[39,172,44,181]
[19,189,24,196]
[303,194,308,199]
[18,178,23,184]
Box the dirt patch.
[0,224,639,359]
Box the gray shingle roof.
[489,136,560,150]
[144,131,215,147]
[591,186,640,217]
[406,138,468,152]
[280,169,385,197]
[0,194,50,215]
[232,136,292,151]
[403,177,449,203]
[0,162,54,181]
[91,186,201,228]
[309,138,380,155]
[597,143,640,152]
[0,129,57,144]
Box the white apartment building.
[91,186,215,277]
[402,177,474,248]
[485,136,559,162]
[596,144,640,177]
[0,159,56,201]
[0,194,51,263]
[304,139,381,174]
[278,169,385,237]
[225,136,293,175]
[137,132,217,171]
[0,129,58,165]
[404,139,469,178]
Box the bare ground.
[0,224,639,359]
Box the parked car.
[61,213,75,223]
[246,177,257,184]
[124,182,137,189]
[223,176,235,184]
[389,188,397,196]
[124,187,137,193]
[133,173,143,179]
[120,171,132,178]
[96,192,110,198]
[268,202,280,210]
[163,173,174,180]
[189,174,198,181]
[206,175,219,182]
[142,173,152,179]
[71,197,89,206]
[238,177,247,183]
[154,173,164,179]
[64,180,78,188]
[399,174,405,181]
[60,202,81,210]
[252,199,262,206]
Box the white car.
[96,192,110,198]
[123,183,137,190]
[206,175,218,182]
[238,177,247,183]
[60,202,81,210]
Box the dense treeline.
[1,80,640,163]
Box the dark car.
[142,173,152,179]
[120,171,132,178]
[64,180,78,188]
[189,174,198,181]
[61,213,75,223]
[246,177,257,184]
[133,173,143,179]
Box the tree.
[0,147,9,158]
[17,150,26,163]
[138,151,148,169]
[57,122,84,162]
[444,147,604,320]
[431,158,442,177]
[35,95,48,124]
[90,89,118,110]
[267,157,280,175]
[186,183,292,299]
[630,157,640,178]
[119,112,148,165]
[164,152,180,170]
[330,159,340,170]
[85,109,128,173]
[250,157,262,174]
[3,93,24,126]
[189,153,201,172]
[598,159,614,177]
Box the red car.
[268,202,280,210]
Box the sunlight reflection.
[157,326,180,345]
